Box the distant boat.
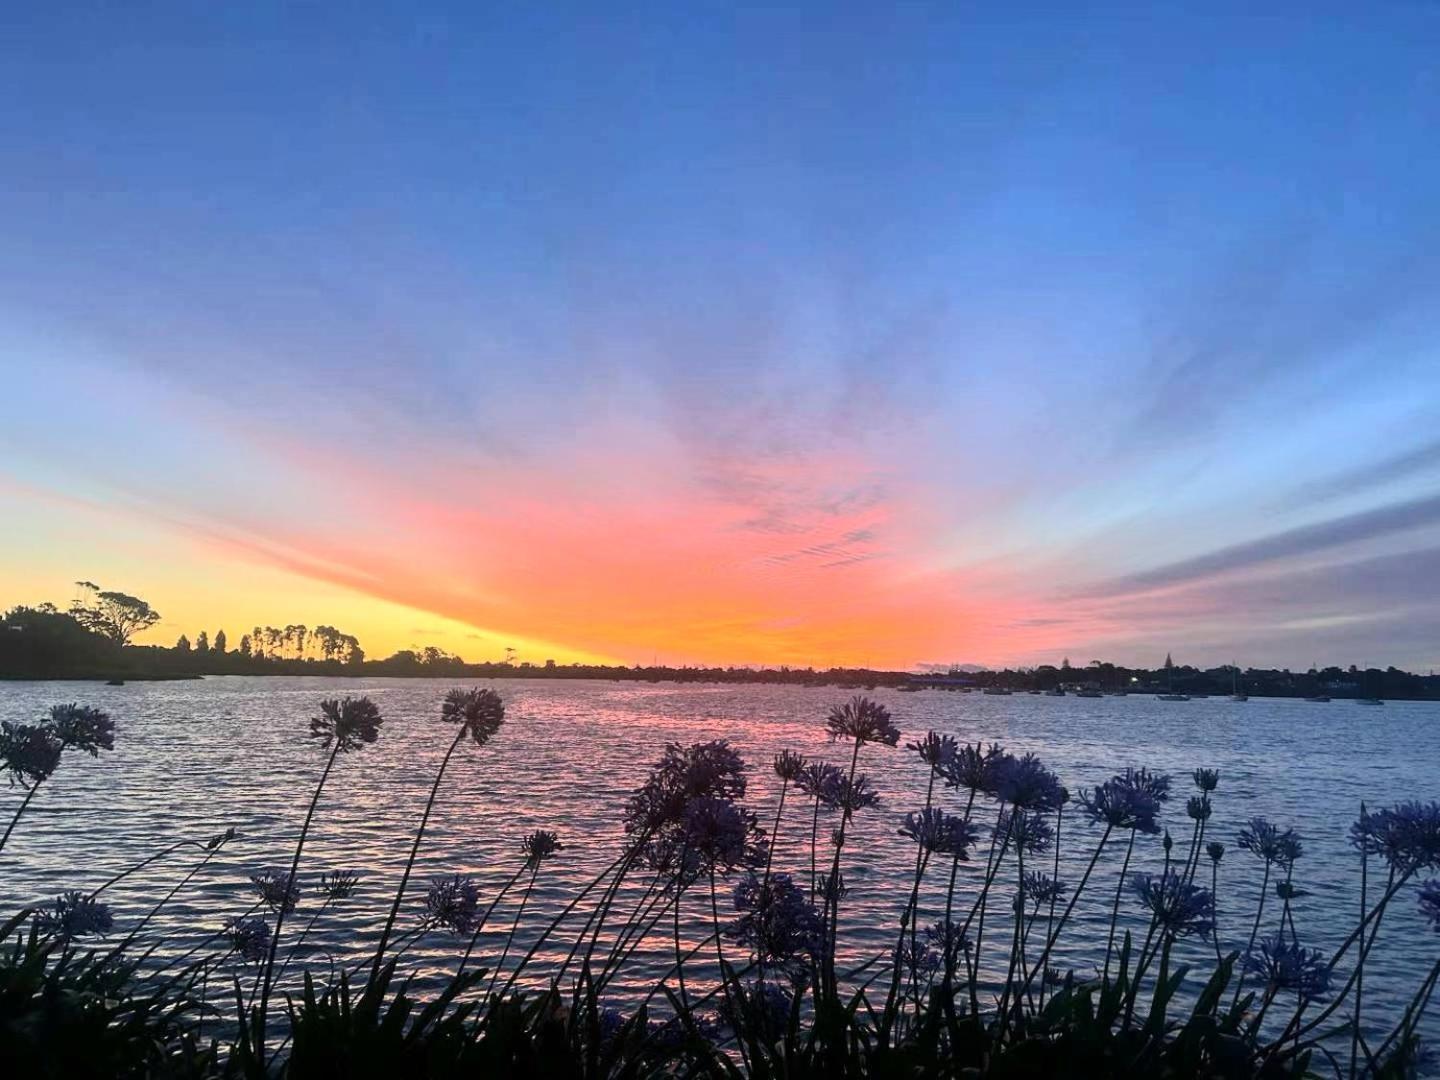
[1357,698,1384,706]
[1230,663,1248,702]
[982,687,1012,696]
[106,678,125,686]
[1305,695,1331,703]
[898,685,923,693]
[1075,689,1103,698]
[1159,653,1187,701]
[1191,694,1210,699]
[1157,693,1191,702]
[1045,688,1065,697]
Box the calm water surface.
[2,678,1438,1056]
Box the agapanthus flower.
[1207,841,1226,864]
[924,918,971,967]
[899,808,979,858]
[1238,817,1302,867]
[1418,879,1440,930]
[938,742,1005,795]
[1187,795,1212,822]
[0,721,63,788]
[624,741,747,836]
[1351,802,1440,873]
[1078,778,1161,834]
[997,809,1054,855]
[45,704,115,755]
[1116,767,1172,806]
[35,891,113,939]
[797,761,845,802]
[644,796,766,889]
[224,916,271,962]
[824,773,882,818]
[440,687,505,746]
[894,935,940,983]
[773,750,806,782]
[1193,768,1220,793]
[522,829,563,866]
[825,696,900,747]
[1043,966,1071,988]
[317,870,360,900]
[1245,934,1331,998]
[729,871,825,969]
[205,827,238,850]
[1013,871,1067,912]
[423,874,481,934]
[250,868,300,915]
[1129,870,1215,938]
[309,696,383,752]
[908,732,957,770]
[988,752,1066,811]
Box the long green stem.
[1103,829,1137,981]
[0,782,42,853]
[369,725,467,984]
[254,740,341,1066]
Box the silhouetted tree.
[214,629,227,654]
[175,634,191,653]
[69,582,160,645]
[238,634,252,658]
[195,630,210,654]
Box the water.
[2,677,1438,1058]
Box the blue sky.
[1,3,1438,669]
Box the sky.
[2,4,1439,671]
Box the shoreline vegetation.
[3,588,1438,700]
[2,692,1438,1078]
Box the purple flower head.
[422,874,481,935]
[899,808,980,858]
[824,773,881,818]
[908,732,957,770]
[1013,871,1067,913]
[644,796,765,889]
[1245,934,1331,999]
[1239,817,1302,868]
[1187,795,1212,822]
[939,741,1007,795]
[1419,879,1440,931]
[894,935,940,983]
[624,740,747,836]
[440,687,505,747]
[46,704,115,756]
[309,696,383,753]
[729,871,825,970]
[224,916,271,962]
[1351,802,1440,873]
[1193,768,1220,793]
[1207,841,1226,864]
[773,749,806,782]
[205,827,239,851]
[250,868,300,915]
[924,918,971,967]
[825,696,900,747]
[522,829,563,866]
[797,761,845,802]
[988,753,1066,811]
[1129,870,1215,939]
[1116,767,1172,805]
[35,891,113,940]
[0,721,63,789]
[1078,779,1161,834]
[317,870,361,901]
[997,809,1054,855]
